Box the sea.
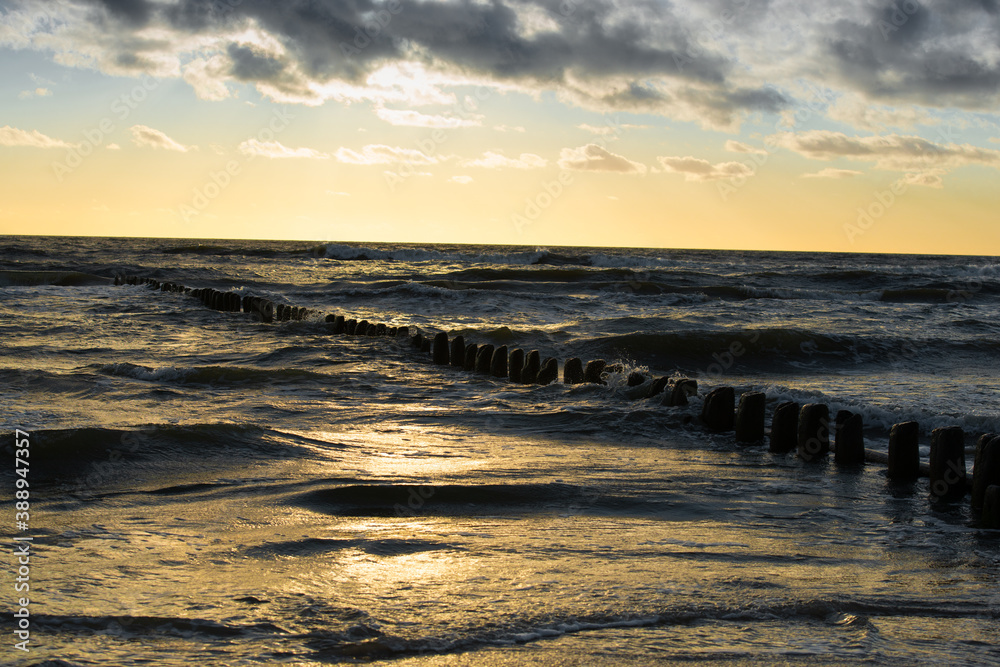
[1,235,998,665]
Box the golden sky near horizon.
[1,0,999,254]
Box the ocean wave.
[574,328,1000,369]
[0,270,110,287]
[98,362,329,385]
[320,242,548,265]
[0,423,318,486]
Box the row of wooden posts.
[114,275,1000,528]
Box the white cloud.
[657,156,753,182]
[334,144,441,165]
[802,168,864,179]
[494,124,526,133]
[449,175,474,184]
[375,106,482,128]
[462,151,547,169]
[725,140,767,155]
[129,125,194,152]
[106,143,121,150]
[558,144,646,174]
[325,190,350,196]
[827,94,938,132]
[182,56,231,102]
[768,130,1000,172]
[18,87,51,99]
[238,138,328,159]
[0,125,75,149]
[578,122,648,136]
[904,171,945,189]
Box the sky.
[1,0,999,254]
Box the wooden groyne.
[114,274,1000,528]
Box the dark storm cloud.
[80,0,732,85]
[824,0,1000,107]
[92,0,153,26]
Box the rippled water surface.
[1,236,998,665]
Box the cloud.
[724,140,767,155]
[106,143,121,150]
[18,87,52,99]
[375,106,481,128]
[903,170,945,189]
[0,0,790,130]
[462,151,546,169]
[129,125,194,152]
[820,1,1000,110]
[493,124,526,133]
[657,155,754,182]
[558,144,646,174]
[802,168,864,179]
[7,0,1000,134]
[326,190,350,196]
[826,93,938,131]
[238,139,328,159]
[577,122,649,137]
[334,144,441,165]
[768,130,1000,171]
[0,125,75,148]
[449,175,473,184]
[182,56,231,101]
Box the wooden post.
[475,344,494,374]
[490,345,508,378]
[648,377,670,397]
[734,391,765,444]
[663,379,696,407]
[563,358,584,384]
[583,359,606,384]
[982,485,1000,529]
[450,335,466,368]
[464,344,478,371]
[522,350,540,384]
[887,421,920,480]
[797,403,830,462]
[929,426,966,502]
[769,401,799,453]
[536,358,558,385]
[701,386,735,432]
[432,332,450,365]
[971,434,1000,510]
[834,410,865,466]
[509,349,524,383]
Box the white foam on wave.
[101,362,186,382]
